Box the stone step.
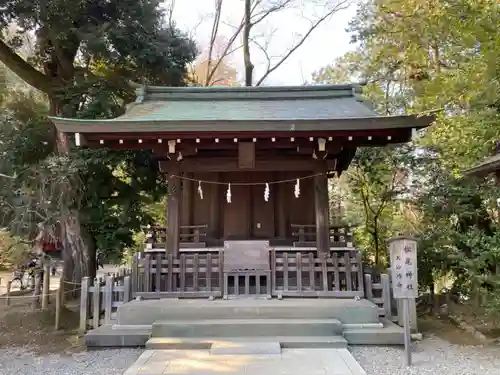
[343,319,404,345]
[118,298,380,325]
[145,335,348,350]
[211,341,281,355]
[85,324,151,347]
[151,318,343,338]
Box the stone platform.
[123,348,367,375]
[117,298,380,325]
[85,298,404,348]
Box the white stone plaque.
[388,236,418,299]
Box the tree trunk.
[243,0,253,86]
[373,221,380,265]
[428,281,438,315]
[50,99,94,295]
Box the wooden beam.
[159,157,337,173]
[166,175,181,257]
[85,135,408,151]
[314,174,330,253]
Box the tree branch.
[167,0,176,28]
[250,0,294,26]
[255,0,350,86]
[205,16,245,86]
[205,0,224,85]
[250,38,271,76]
[0,39,54,93]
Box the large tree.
[313,0,500,306]
[177,0,352,86]
[334,0,498,167]
[0,1,197,285]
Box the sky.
[168,0,358,86]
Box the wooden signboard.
[388,235,418,366]
[223,240,270,271]
[388,236,418,299]
[238,142,255,169]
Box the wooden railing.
[364,273,392,318]
[290,224,355,248]
[79,269,132,332]
[291,224,316,246]
[180,225,208,248]
[270,249,364,298]
[144,225,208,250]
[132,252,224,298]
[223,270,272,299]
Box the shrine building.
[51,83,435,349]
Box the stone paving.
[123,348,367,375]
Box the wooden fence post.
[104,274,114,324]
[42,263,50,310]
[381,274,392,318]
[364,274,373,301]
[5,281,11,307]
[92,278,101,329]
[123,275,131,303]
[55,288,61,330]
[79,277,91,333]
[32,272,42,311]
[131,253,138,297]
[397,298,418,332]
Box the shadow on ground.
[0,296,84,354]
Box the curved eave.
[49,114,435,134]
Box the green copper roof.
[50,84,434,133]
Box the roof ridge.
[131,84,363,103]
[129,81,358,93]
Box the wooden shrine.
[50,84,434,299]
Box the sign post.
[388,236,418,367]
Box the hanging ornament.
[294,178,300,198]
[198,181,203,200]
[226,183,232,203]
[264,183,270,202]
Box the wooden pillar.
[166,174,181,257]
[314,173,330,253]
[181,172,193,227]
[209,172,220,239]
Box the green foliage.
[0,1,197,275]
[343,145,415,266]
[0,231,30,268]
[314,0,500,316]
[415,154,500,292]
[349,0,499,168]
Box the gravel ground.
[351,336,500,375]
[0,347,143,375]
[1,336,499,375]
